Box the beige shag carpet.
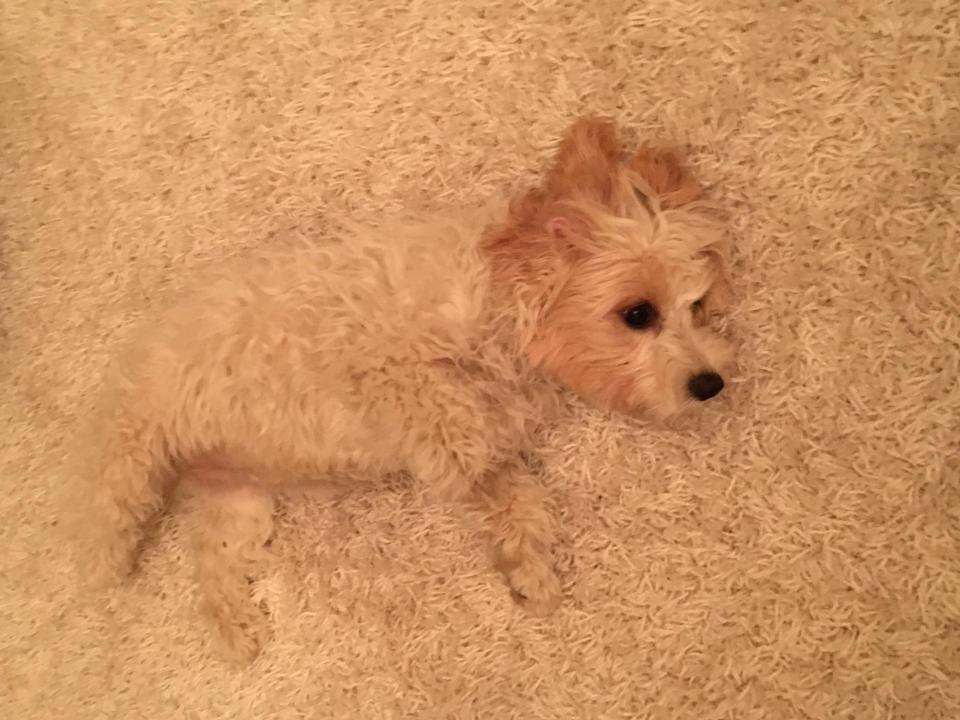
[2,1,958,718]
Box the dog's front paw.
[507,559,562,617]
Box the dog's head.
[483,118,735,419]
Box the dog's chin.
[621,392,704,429]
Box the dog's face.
[484,119,735,419]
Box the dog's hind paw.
[507,559,563,617]
[73,535,138,592]
[204,594,270,666]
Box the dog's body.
[74,119,735,661]
[105,207,555,495]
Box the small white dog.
[73,118,735,661]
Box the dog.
[71,118,735,661]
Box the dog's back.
[96,209,519,480]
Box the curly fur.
[72,118,734,662]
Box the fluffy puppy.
[72,118,735,661]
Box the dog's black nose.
[688,372,724,401]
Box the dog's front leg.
[474,462,562,616]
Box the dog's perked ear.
[544,117,623,206]
[629,146,733,309]
[628,145,702,209]
[481,119,626,286]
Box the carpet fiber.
[1,1,958,718]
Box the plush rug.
[1,1,957,718]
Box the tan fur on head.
[483,118,735,417]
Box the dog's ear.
[629,146,701,209]
[544,117,622,206]
[481,192,588,285]
[701,236,734,311]
[629,146,732,305]
[481,118,620,290]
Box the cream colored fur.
[73,120,734,662]
[77,207,563,657]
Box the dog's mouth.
[628,382,733,426]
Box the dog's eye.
[622,302,658,330]
[692,297,704,313]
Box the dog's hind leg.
[73,396,177,588]
[182,456,275,664]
